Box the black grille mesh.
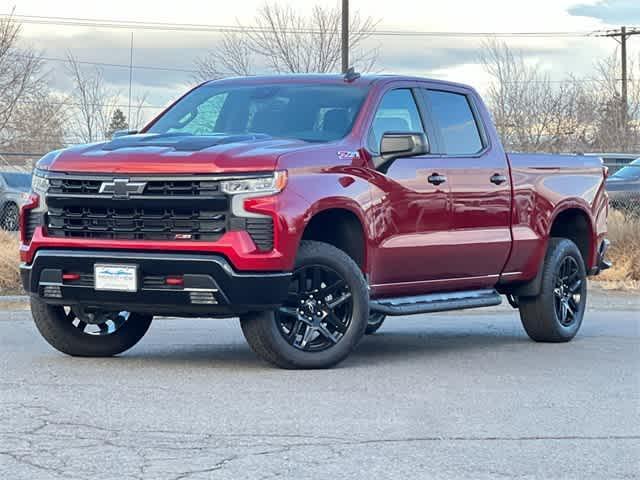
[47,206,226,241]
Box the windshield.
[147,83,369,143]
[611,159,640,180]
[2,172,31,188]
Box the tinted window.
[369,89,423,152]
[148,84,368,143]
[425,90,483,155]
[2,173,31,188]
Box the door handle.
[490,173,508,185]
[428,173,447,186]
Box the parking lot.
[1,290,638,479]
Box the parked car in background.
[585,153,639,175]
[0,171,31,230]
[606,158,640,216]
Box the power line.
[14,99,166,109]
[15,53,198,74]
[2,13,600,38]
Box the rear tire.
[240,240,369,369]
[365,312,386,335]
[518,238,587,342]
[31,298,153,356]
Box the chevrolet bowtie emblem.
[99,179,147,199]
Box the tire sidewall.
[365,312,386,334]
[31,298,153,356]
[253,241,369,368]
[542,239,588,339]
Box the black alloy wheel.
[553,256,583,327]
[276,264,353,352]
[31,298,153,357]
[67,306,133,336]
[518,238,587,343]
[240,240,369,369]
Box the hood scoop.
[101,133,272,152]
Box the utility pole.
[597,26,640,116]
[341,0,349,73]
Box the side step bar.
[370,289,502,316]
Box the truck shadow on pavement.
[120,324,532,370]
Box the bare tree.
[586,52,640,152]
[195,2,378,80]
[0,11,53,150]
[481,40,640,154]
[479,39,591,153]
[195,32,253,79]
[129,93,152,131]
[3,90,67,154]
[65,53,120,143]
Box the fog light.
[43,285,62,298]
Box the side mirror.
[112,129,139,139]
[377,132,429,169]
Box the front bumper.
[21,249,292,317]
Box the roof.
[204,73,473,91]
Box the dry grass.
[0,230,20,293]
[594,210,640,289]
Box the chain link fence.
[609,194,640,219]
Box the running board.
[370,289,502,316]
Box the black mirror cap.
[112,129,139,139]
[378,132,429,167]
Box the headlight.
[221,171,287,195]
[31,170,49,211]
[31,170,49,197]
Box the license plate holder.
[94,264,138,292]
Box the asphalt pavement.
[1,294,638,479]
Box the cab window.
[368,89,424,153]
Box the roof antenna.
[344,67,361,82]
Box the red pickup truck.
[20,73,610,369]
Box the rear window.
[424,90,484,155]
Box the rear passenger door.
[419,87,511,286]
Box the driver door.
[367,87,453,295]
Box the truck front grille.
[47,206,226,241]
[48,178,221,197]
[42,173,274,248]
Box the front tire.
[240,240,369,369]
[31,298,153,356]
[518,238,587,342]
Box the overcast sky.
[7,0,640,123]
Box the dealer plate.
[94,264,138,292]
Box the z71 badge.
[337,151,360,160]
